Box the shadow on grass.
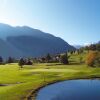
[46,63,83,66]
[69,63,82,65]
[46,63,63,66]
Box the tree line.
[80,42,100,51]
[0,42,99,68]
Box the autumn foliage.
[86,51,100,67]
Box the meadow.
[0,53,100,100]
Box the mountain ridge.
[0,23,75,58]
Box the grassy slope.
[0,53,100,100]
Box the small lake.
[36,79,100,100]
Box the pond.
[36,79,100,100]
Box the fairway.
[29,69,78,72]
[0,63,100,100]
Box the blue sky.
[0,0,100,45]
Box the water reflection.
[36,79,100,100]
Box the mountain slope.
[0,23,75,58]
[0,38,23,58]
[7,35,75,57]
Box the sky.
[0,0,100,45]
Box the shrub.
[86,51,100,67]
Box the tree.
[96,43,100,51]
[89,44,96,51]
[86,51,100,67]
[81,42,100,51]
[0,56,3,64]
[79,56,83,63]
[60,53,69,64]
[85,46,89,52]
[46,53,51,62]
[41,57,46,63]
[93,52,100,67]
[26,59,33,65]
[18,58,25,68]
[7,57,14,63]
[70,51,74,55]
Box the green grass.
[0,52,100,100]
[0,63,100,100]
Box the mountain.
[0,23,75,59]
[73,45,83,49]
[0,38,23,58]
